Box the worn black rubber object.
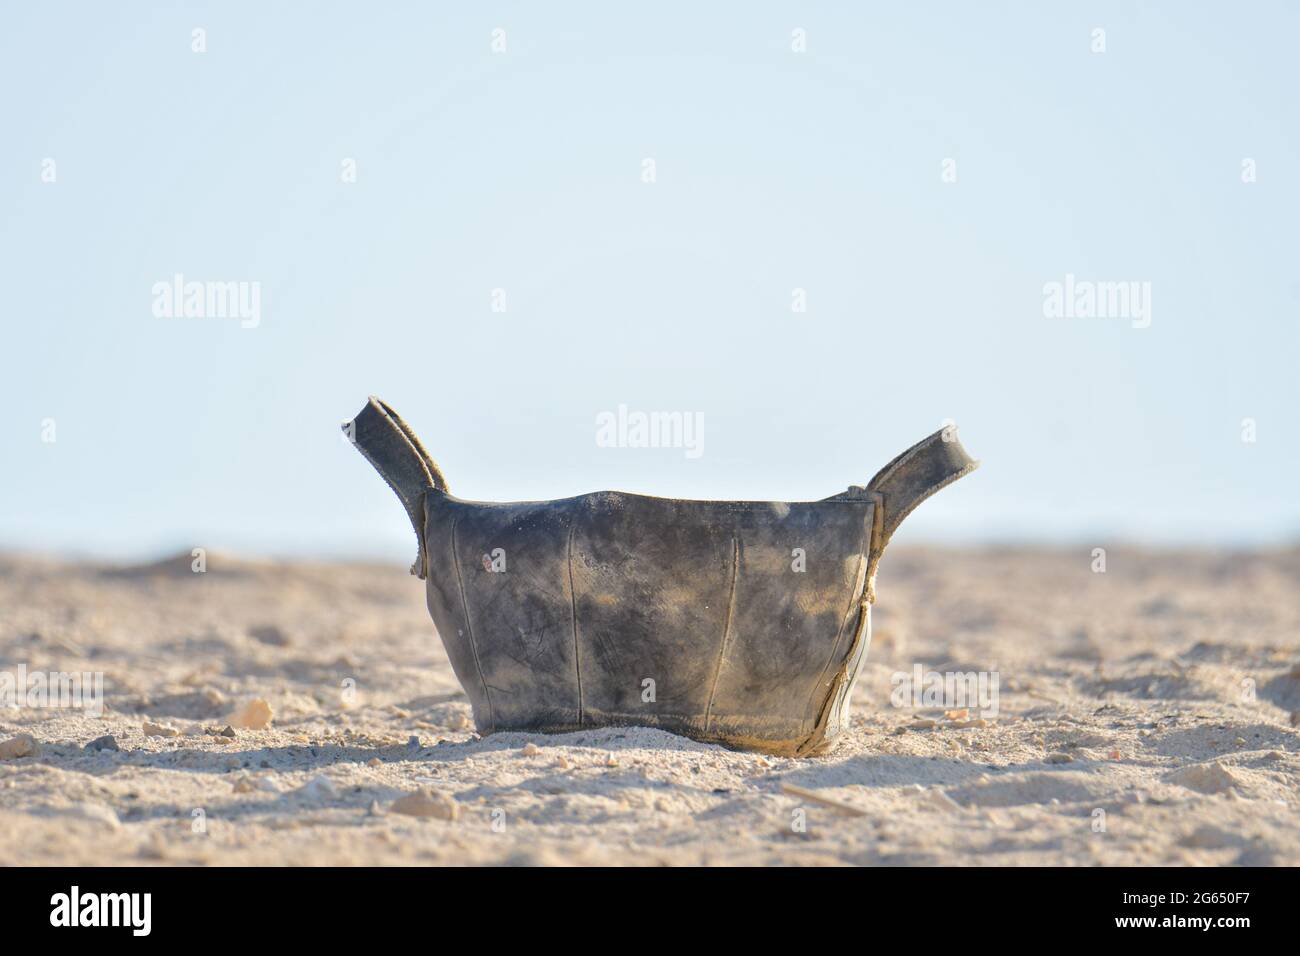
[346,397,978,756]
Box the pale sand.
[1,546,1298,866]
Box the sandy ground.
[1,545,1298,866]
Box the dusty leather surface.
[345,397,978,757]
[423,490,873,755]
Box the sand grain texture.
[1,547,1298,866]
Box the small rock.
[521,742,541,757]
[605,753,619,767]
[368,800,385,817]
[227,698,273,731]
[407,735,421,749]
[142,721,179,738]
[248,624,292,647]
[555,755,571,769]
[295,775,337,800]
[1045,752,1074,764]
[1166,762,1242,795]
[85,734,120,753]
[366,757,381,767]
[390,788,458,820]
[943,708,970,721]
[0,734,39,760]
[232,778,255,793]
[910,719,938,730]
[447,713,471,731]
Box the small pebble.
[295,775,337,800]
[1167,762,1241,794]
[521,742,541,757]
[227,698,273,731]
[248,624,291,647]
[390,788,458,820]
[0,734,39,760]
[85,734,120,753]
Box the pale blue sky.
[2,2,1297,560]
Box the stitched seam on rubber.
[567,518,584,727]
[450,516,493,725]
[703,537,741,730]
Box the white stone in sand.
[390,788,459,820]
[1166,762,1242,795]
[227,698,273,730]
